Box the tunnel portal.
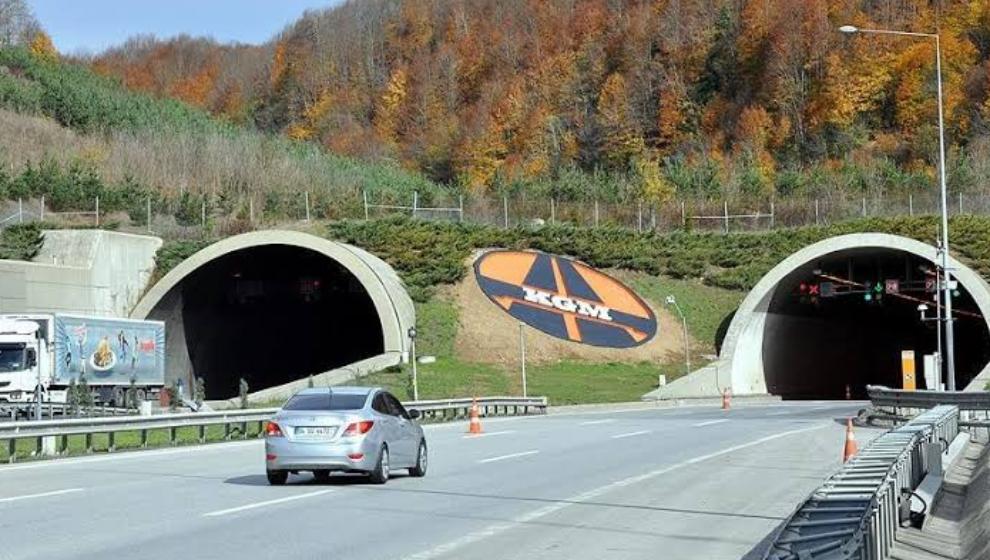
[762,248,990,399]
[178,245,383,399]
[132,231,414,400]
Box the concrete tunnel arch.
[658,233,990,400]
[132,230,415,399]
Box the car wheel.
[369,445,389,484]
[267,470,288,486]
[313,469,331,482]
[408,440,427,477]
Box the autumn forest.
[8,0,990,206]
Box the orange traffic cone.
[468,398,483,435]
[721,388,731,410]
[842,418,858,462]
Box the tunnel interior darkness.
[175,245,383,399]
[763,248,990,399]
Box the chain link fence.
[3,190,990,239]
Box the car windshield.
[283,392,368,411]
[0,343,25,373]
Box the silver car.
[264,387,427,485]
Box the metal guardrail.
[867,385,990,412]
[763,405,959,560]
[0,396,547,463]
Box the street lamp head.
[917,303,929,313]
[839,25,859,34]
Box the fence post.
[651,206,656,230]
[304,191,311,222]
[680,201,686,229]
[637,202,643,232]
[503,195,509,229]
[95,196,99,227]
[40,195,44,222]
[249,198,254,224]
[594,200,599,227]
[861,197,866,217]
[909,194,914,216]
[18,198,22,224]
[363,190,369,220]
[458,195,464,222]
[412,191,418,218]
[815,199,820,226]
[201,200,206,228]
[723,201,729,233]
[550,198,555,225]
[959,192,964,214]
[769,200,775,229]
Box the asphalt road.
[0,401,883,560]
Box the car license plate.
[296,426,335,438]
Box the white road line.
[0,488,84,504]
[768,410,795,416]
[610,430,650,439]
[400,423,830,560]
[693,419,729,427]
[203,490,334,518]
[463,430,515,439]
[477,450,540,464]
[579,419,615,426]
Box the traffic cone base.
[842,418,858,462]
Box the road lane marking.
[463,430,515,439]
[478,450,539,464]
[610,430,650,439]
[579,419,615,426]
[0,488,84,504]
[693,419,729,427]
[203,490,334,517]
[768,410,795,416]
[401,423,830,560]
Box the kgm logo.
[474,250,657,348]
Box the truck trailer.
[0,313,165,406]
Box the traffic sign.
[885,279,899,294]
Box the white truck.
[0,313,166,407]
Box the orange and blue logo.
[474,250,657,348]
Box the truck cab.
[0,316,51,404]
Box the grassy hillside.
[0,46,448,225]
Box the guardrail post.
[108,431,115,453]
[241,421,248,439]
[140,429,148,448]
[224,422,231,440]
[85,433,93,454]
[198,425,206,444]
[59,434,67,454]
[8,438,15,463]
[169,427,177,446]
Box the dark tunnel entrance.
[763,248,990,399]
[175,245,384,399]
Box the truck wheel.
[111,387,125,408]
[267,470,288,485]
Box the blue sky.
[28,0,342,54]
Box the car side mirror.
[26,348,37,368]
[408,409,421,420]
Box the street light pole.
[519,322,528,398]
[665,295,691,375]
[408,327,418,401]
[839,25,957,390]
